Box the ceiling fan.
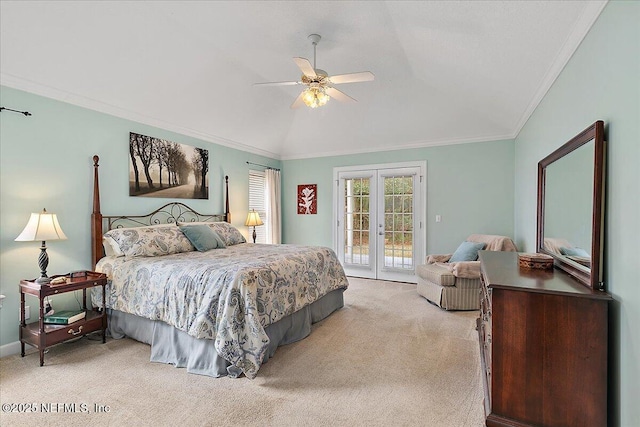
[254,34,375,109]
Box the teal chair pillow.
[449,241,487,262]
[178,224,226,252]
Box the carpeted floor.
[0,278,485,426]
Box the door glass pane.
[343,178,370,266]
[383,175,414,269]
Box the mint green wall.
[0,86,280,350]
[513,2,639,425]
[282,140,515,254]
[0,88,514,349]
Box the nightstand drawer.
[21,311,104,348]
[44,312,103,345]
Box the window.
[249,170,267,244]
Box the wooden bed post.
[91,155,103,270]
[225,175,230,223]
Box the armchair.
[416,234,517,310]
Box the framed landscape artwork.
[129,132,209,199]
[298,184,317,214]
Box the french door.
[334,163,425,283]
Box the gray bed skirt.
[106,288,345,378]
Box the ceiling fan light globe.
[302,89,316,105]
[302,87,330,109]
[317,91,329,106]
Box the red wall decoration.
[297,184,317,214]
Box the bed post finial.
[91,155,103,270]
[92,156,100,214]
[225,175,230,223]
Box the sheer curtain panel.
[265,169,281,244]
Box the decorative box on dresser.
[477,251,611,427]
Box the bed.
[89,156,349,378]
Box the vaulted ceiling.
[0,1,606,160]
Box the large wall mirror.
[537,120,605,291]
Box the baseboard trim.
[0,341,21,358]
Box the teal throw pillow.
[449,241,486,262]
[560,246,589,257]
[178,225,226,252]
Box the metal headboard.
[91,155,229,269]
[104,202,226,231]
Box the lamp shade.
[244,210,263,227]
[15,209,68,242]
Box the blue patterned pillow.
[204,222,246,246]
[178,224,226,251]
[449,241,486,262]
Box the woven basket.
[518,253,554,270]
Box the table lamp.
[244,210,263,244]
[15,208,68,284]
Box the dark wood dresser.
[477,251,611,427]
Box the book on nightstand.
[43,310,86,325]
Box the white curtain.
[265,168,281,244]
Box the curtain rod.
[0,107,32,116]
[246,161,280,171]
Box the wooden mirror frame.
[536,120,605,291]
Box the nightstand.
[19,271,107,366]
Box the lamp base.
[35,276,51,284]
[36,242,50,284]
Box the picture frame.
[129,132,209,199]
[297,184,317,214]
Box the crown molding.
[511,0,608,138]
[279,132,516,161]
[2,0,607,164]
[0,74,281,160]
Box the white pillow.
[102,235,124,257]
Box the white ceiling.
[0,1,606,160]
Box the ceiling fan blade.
[329,71,375,84]
[293,57,317,78]
[253,81,300,87]
[290,92,306,109]
[325,87,357,103]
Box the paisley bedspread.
[92,243,349,378]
